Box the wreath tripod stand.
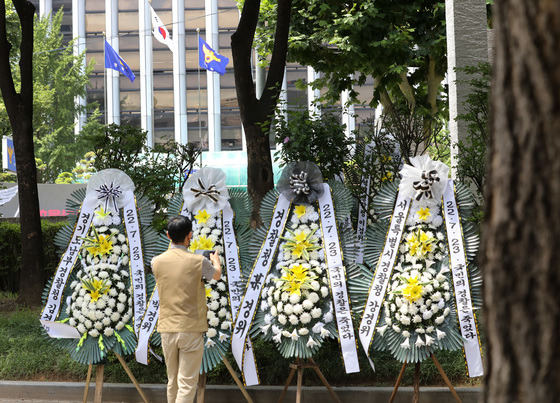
[82,353,148,403]
[389,353,462,403]
[278,358,341,403]
[196,356,254,403]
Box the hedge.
[0,220,66,293]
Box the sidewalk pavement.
[0,381,481,402]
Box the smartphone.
[195,250,213,260]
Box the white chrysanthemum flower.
[77,324,86,334]
[402,330,411,338]
[85,319,93,329]
[221,321,231,330]
[392,325,401,333]
[385,317,392,326]
[89,329,100,338]
[217,282,226,292]
[116,282,125,290]
[443,307,450,317]
[400,315,411,325]
[210,301,220,311]
[220,297,228,306]
[103,327,114,337]
[435,315,445,325]
[312,322,324,334]
[289,293,301,304]
[115,321,125,330]
[102,317,111,326]
[270,306,278,316]
[69,318,77,327]
[278,314,287,325]
[289,315,299,325]
[207,310,216,320]
[117,293,126,303]
[292,304,303,315]
[94,321,103,330]
[282,330,292,338]
[122,256,129,266]
[308,292,319,304]
[116,303,125,313]
[218,308,228,317]
[302,299,314,310]
[281,292,289,302]
[324,310,333,323]
[300,312,312,324]
[298,328,309,336]
[209,318,220,327]
[422,311,433,320]
[207,328,217,338]
[416,327,426,334]
[210,290,219,300]
[111,312,121,322]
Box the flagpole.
[197,28,203,166]
[103,32,107,127]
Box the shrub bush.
[0,220,66,293]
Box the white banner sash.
[0,185,18,205]
[222,203,259,385]
[231,194,291,376]
[135,287,160,365]
[39,197,97,335]
[318,183,360,374]
[123,198,147,336]
[443,179,483,377]
[358,190,410,368]
[356,144,374,263]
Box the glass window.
[118,11,139,32]
[218,8,239,29]
[154,90,175,110]
[185,9,205,30]
[121,91,141,111]
[85,13,105,33]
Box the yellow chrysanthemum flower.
[417,207,431,221]
[197,235,215,251]
[195,209,211,225]
[402,276,423,302]
[294,205,307,219]
[81,278,110,302]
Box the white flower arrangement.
[376,200,453,354]
[257,204,335,354]
[189,209,232,346]
[67,210,133,345]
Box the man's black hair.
[167,215,192,243]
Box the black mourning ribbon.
[289,171,311,195]
[95,182,122,212]
[190,178,220,203]
[412,170,439,201]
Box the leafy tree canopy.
[0,3,95,182]
[254,0,447,117]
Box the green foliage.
[0,5,96,182]
[253,0,447,117]
[273,107,354,180]
[454,62,491,204]
[81,122,201,213]
[0,220,65,293]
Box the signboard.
[2,136,16,173]
[0,183,86,217]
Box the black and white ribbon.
[222,204,259,385]
[39,196,97,336]
[96,182,123,214]
[190,178,221,203]
[412,170,439,201]
[318,183,360,374]
[135,287,160,365]
[356,144,374,263]
[231,195,291,379]
[289,171,311,195]
[358,190,410,369]
[442,179,483,377]
[123,197,147,337]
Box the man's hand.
[210,251,222,280]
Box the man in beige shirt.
[152,215,221,403]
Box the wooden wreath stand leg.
[196,357,253,403]
[278,358,341,403]
[82,354,149,403]
[388,354,462,403]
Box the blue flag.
[104,40,136,83]
[198,37,229,75]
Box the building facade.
[34,0,376,184]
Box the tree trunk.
[0,0,45,306]
[231,0,291,225]
[482,1,560,401]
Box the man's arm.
[209,251,222,280]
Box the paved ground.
[0,381,481,402]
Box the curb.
[0,381,481,402]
